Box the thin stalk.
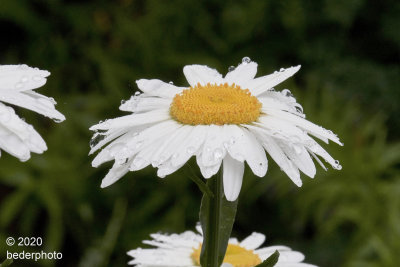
[199,169,238,267]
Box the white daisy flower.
[127,226,318,267]
[90,58,342,201]
[0,64,65,161]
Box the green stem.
[199,169,238,267]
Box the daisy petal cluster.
[127,227,318,267]
[0,65,65,161]
[90,58,342,201]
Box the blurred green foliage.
[0,0,399,266]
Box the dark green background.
[0,0,399,266]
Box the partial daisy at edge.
[89,57,343,201]
[0,64,65,161]
[127,225,318,267]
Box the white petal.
[170,125,207,167]
[196,154,221,178]
[92,140,134,167]
[201,125,227,167]
[92,146,114,167]
[100,161,131,188]
[279,143,316,178]
[151,125,189,166]
[0,90,65,121]
[183,65,224,87]
[239,232,265,250]
[120,95,171,113]
[244,65,301,96]
[255,245,291,255]
[278,251,305,262]
[225,62,258,86]
[226,125,268,177]
[258,90,304,117]
[0,103,46,152]
[256,115,310,144]
[307,141,342,170]
[125,121,183,171]
[136,79,185,98]
[0,124,31,161]
[89,128,126,155]
[263,109,342,145]
[129,138,166,171]
[89,109,169,130]
[259,96,304,118]
[249,127,301,186]
[157,161,184,178]
[24,90,65,120]
[223,154,244,201]
[309,151,327,171]
[125,120,180,151]
[0,64,50,91]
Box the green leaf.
[255,250,280,267]
[0,259,13,267]
[199,170,238,267]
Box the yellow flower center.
[191,243,262,267]
[170,83,262,125]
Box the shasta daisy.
[90,58,342,201]
[0,64,65,161]
[127,226,318,267]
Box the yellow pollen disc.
[191,243,262,267]
[170,83,262,125]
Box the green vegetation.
[0,0,399,266]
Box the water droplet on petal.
[130,157,145,170]
[293,144,302,154]
[168,81,174,85]
[15,82,23,89]
[116,157,128,165]
[37,98,54,108]
[223,141,230,149]
[295,105,303,113]
[186,146,195,154]
[121,99,126,105]
[229,137,236,145]
[309,144,318,153]
[228,66,236,72]
[334,160,342,170]
[134,91,141,96]
[282,89,293,97]
[32,75,43,81]
[89,133,106,148]
[242,57,251,64]
[213,148,223,160]
[280,68,285,72]
[291,135,301,143]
